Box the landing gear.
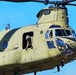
[13,67,21,75]
[56,59,64,72]
[34,72,37,75]
[57,66,60,72]
[61,59,64,67]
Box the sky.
[0,1,76,75]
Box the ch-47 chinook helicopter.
[0,0,76,75]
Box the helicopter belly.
[0,50,75,74]
[0,52,76,75]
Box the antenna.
[4,23,10,30]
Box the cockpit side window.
[72,30,76,37]
[49,30,53,38]
[47,41,55,49]
[45,30,53,39]
[45,30,50,39]
[45,30,55,49]
[65,30,72,36]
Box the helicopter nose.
[56,38,76,56]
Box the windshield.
[55,29,72,37]
[65,30,72,36]
[72,30,76,37]
[55,29,66,36]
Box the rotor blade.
[60,0,76,5]
[67,3,76,6]
[0,0,76,6]
[0,0,47,3]
[0,0,40,2]
[62,0,76,3]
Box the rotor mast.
[36,6,69,27]
[0,0,76,27]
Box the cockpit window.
[47,41,55,49]
[55,29,73,37]
[55,29,66,36]
[72,30,76,37]
[45,30,53,39]
[45,30,50,39]
[65,30,72,36]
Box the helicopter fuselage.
[0,7,76,75]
